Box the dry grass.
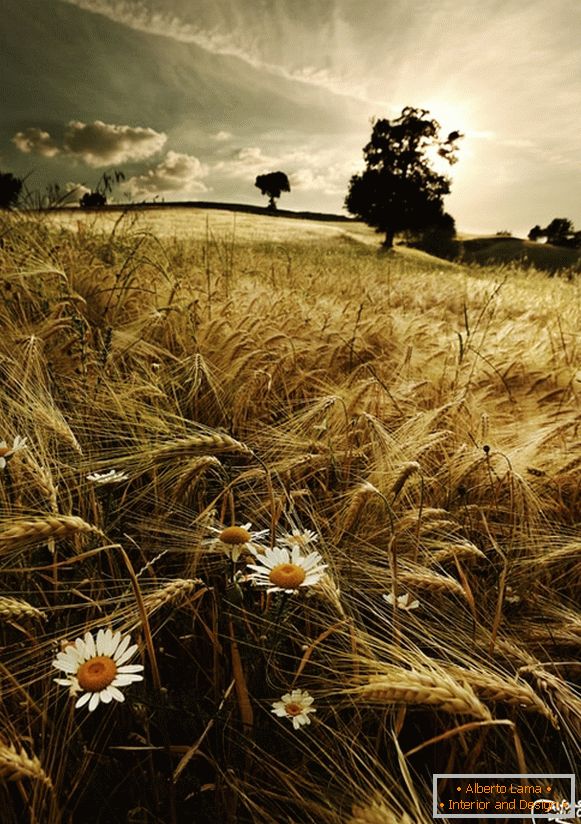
[0,206,579,823]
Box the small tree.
[80,191,107,209]
[255,171,290,211]
[0,171,24,209]
[345,107,463,248]
[79,170,125,209]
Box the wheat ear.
[153,433,252,460]
[143,578,205,613]
[0,515,100,548]
[446,666,558,726]
[350,670,491,719]
[0,596,46,621]
[0,741,53,789]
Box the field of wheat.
[0,208,579,823]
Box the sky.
[1,0,580,235]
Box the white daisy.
[245,545,327,593]
[206,521,269,562]
[86,469,129,485]
[382,592,420,611]
[53,629,144,711]
[271,689,316,730]
[0,435,28,469]
[278,529,318,550]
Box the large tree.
[528,218,579,247]
[255,171,290,211]
[345,107,463,248]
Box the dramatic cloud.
[123,151,208,198]
[12,128,60,157]
[12,120,167,167]
[62,120,167,166]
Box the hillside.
[460,235,581,273]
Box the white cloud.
[213,146,278,178]
[123,151,208,198]
[212,142,360,199]
[65,181,92,201]
[62,120,167,166]
[214,131,233,141]
[12,128,60,157]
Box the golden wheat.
[0,515,100,548]
[0,741,52,789]
[0,596,46,622]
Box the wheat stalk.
[143,578,205,613]
[152,433,252,459]
[0,596,46,622]
[349,670,491,719]
[446,666,557,725]
[425,544,486,565]
[0,741,53,788]
[173,456,222,499]
[391,461,420,498]
[397,571,466,599]
[0,515,100,548]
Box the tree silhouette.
[528,218,579,247]
[0,171,24,209]
[255,171,290,211]
[345,107,463,248]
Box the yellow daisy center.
[219,526,251,545]
[269,563,306,589]
[77,656,117,692]
[285,702,303,716]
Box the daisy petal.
[88,692,101,711]
[115,644,138,667]
[75,692,91,709]
[84,632,96,658]
[117,664,144,673]
[108,685,125,702]
[96,629,106,655]
[113,634,131,662]
[52,659,79,673]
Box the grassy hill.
[460,234,581,273]
[0,206,579,823]
[46,202,581,275]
